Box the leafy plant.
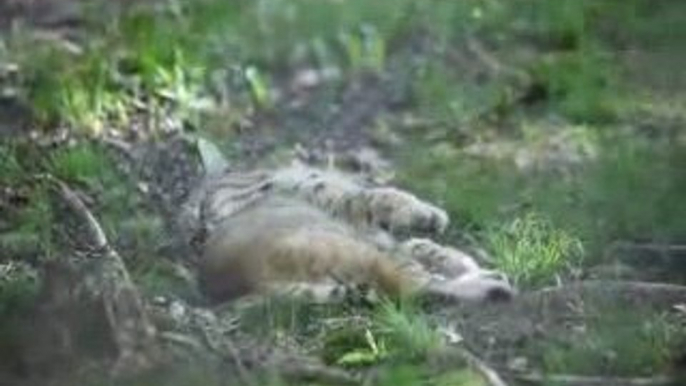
[339,24,386,73]
[484,212,584,287]
[375,299,442,359]
[244,65,274,109]
[336,328,389,367]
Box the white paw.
[430,271,515,303]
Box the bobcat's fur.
[181,163,514,305]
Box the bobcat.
[180,162,514,305]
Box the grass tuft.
[374,299,442,360]
[484,212,584,288]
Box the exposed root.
[456,348,509,386]
[198,323,252,385]
[41,173,160,377]
[426,347,509,386]
[47,174,109,249]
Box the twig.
[101,137,136,163]
[424,346,508,386]
[198,325,252,385]
[222,337,254,384]
[456,347,509,386]
[158,331,204,352]
[465,34,529,82]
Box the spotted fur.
[181,162,514,305]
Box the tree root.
[41,173,161,377]
[457,347,509,386]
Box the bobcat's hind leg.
[399,238,515,303]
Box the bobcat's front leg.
[271,165,449,236]
[356,187,449,235]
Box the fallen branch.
[457,347,509,386]
[466,35,528,82]
[199,325,252,385]
[427,347,509,386]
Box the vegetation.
[484,212,584,288]
[0,0,685,384]
[527,301,686,377]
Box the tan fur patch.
[188,165,513,305]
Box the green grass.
[10,33,126,134]
[0,142,55,255]
[527,47,619,123]
[374,300,443,360]
[1,0,685,383]
[236,295,450,370]
[45,142,143,238]
[49,143,116,183]
[320,299,442,368]
[222,0,415,68]
[484,212,584,287]
[395,129,686,285]
[0,143,27,184]
[0,140,170,287]
[236,294,348,340]
[3,0,238,134]
[0,0,435,135]
[2,0,649,135]
[530,304,686,377]
[370,363,485,386]
[1,186,54,255]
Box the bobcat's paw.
[362,187,449,235]
[426,271,515,304]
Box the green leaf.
[195,136,229,176]
[336,350,379,367]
